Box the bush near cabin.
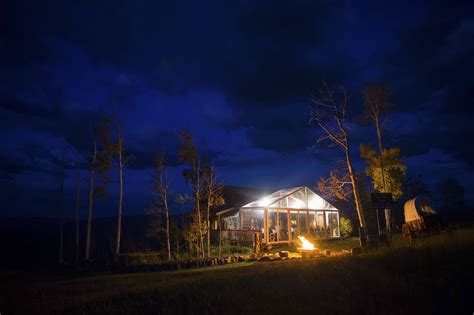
[340,216,353,239]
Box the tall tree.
[84,119,113,261]
[175,194,191,254]
[114,122,125,257]
[183,211,201,256]
[153,152,172,261]
[203,163,224,258]
[57,152,65,265]
[178,131,205,259]
[84,140,97,261]
[361,84,391,190]
[317,167,353,202]
[146,203,163,250]
[360,144,407,200]
[74,151,81,264]
[310,82,367,234]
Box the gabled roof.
[242,186,337,210]
[214,186,271,216]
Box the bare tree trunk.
[203,165,222,259]
[74,152,81,264]
[85,140,97,261]
[362,84,391,193]
[207,201,211,259]
[195,160,204,259]
[198,168,204,258]
[196,202,204,259]
[311,83,368,233]
[58,156,65,265]
[161,157,171,261]
[164,197,171,261]
[179,201,187,255]
[206,171,212,259]
[115,127,123,258]
[345,148,367,234]
[182,205,187,255]
[375,116,386,191]
[154,152,171,261]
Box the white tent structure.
[216,186,340,244]
[404,196,437,223]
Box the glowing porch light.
[258,197,272,206]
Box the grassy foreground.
[2,229,473,314]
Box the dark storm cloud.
[385,1,474,111]
[0,96,55,117]
[1,96,101,152]
[213,1,347,103]
[125,129,181,170]
[0,134,79,181]
[38,0,346,102]
[2,0,474,215]
[88,1,344,99]
[247,127,311,154]
[124,129,223,170]
[393,110,474,168]
[5,0,357,154]
[376,0,474,166]
[0,154,41,180]
[0,1,55,66]
[0,95,188,173]
[238,102,312,153]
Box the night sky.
[2,0,473,217]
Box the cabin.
[215,186,340,245]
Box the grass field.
[1,229,473,314]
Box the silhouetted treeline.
[0,215,183,271]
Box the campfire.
[297,236,315,250]
[297,236,318,258]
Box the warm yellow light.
[298,236,315,250]
[258,197,272,206]
[291,199,305,208]
[308,196,325,209]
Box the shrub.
[340,216,353,239]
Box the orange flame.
[298,236,315,250]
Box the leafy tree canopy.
[360,144,407,200]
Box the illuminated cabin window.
[325,211,340,237]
